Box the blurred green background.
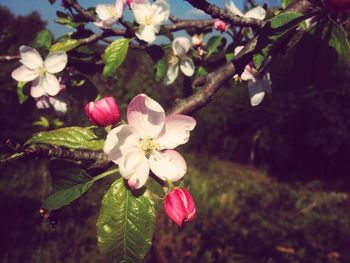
[1,5,350,263]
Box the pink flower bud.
[213,19,227,32]
[164,188,196,226]
[84,97,121,127]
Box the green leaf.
[253,53,265,69]
[97,178,155,262]
[270,12,303,29]
[328,24,350,64]
[33,29,53,50]
[43,160,94,210]
[50,39,81,52]
[17,81,30,104]
[103,38,130,77]
[207,36,227,56]
[32,116,50,128]
[155,57,167,81]
[281,0,293,9]
[25,126,104,150]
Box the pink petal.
[104,124,139,164]
[119,150,150,189]
[127,94,165,139]
[149,149,187,182]
[157,115,196,149]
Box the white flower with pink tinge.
[104,94,196,190]
[94,0,124,28]
[11,46,67,98]
[234,46,271,106]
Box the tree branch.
[0,55,21,62]
[168,0,315,115]
[184,0,265,28]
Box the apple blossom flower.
[164,37,195,85]
[11,46,67,99]
[131,0,170,43]
[104,94,196,189]
[213,19,228,32]
[94,0,124,28]
[225,1,266,20]
[85,97,121,127]
[164,188,196,226]
[234,46,271,106]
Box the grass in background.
[1,154,349,263]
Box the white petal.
[163,62,179,85]
[127,94,165,139]
[96,4,115,20]
[119,150,149,189]
[11,66,38,81]
[248,80,266,106]
[180,57,195,77]
[152,0,170,25]
[31,78,46,98]
[132,2,151,25]
[241,64,255,81]
[42,73,60,96]
[172,37,190,58]
[104,124,139,164]
[149,150,187,182]
[19,46,43,69]
[103,17,119,28]
[136,25,156,43]
[44,52,67,74]
[156,115,196,149]
[51,98,68,115]
[225,1,244,17]
[245,6,266,20]
[114,0,124,17]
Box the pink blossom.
[213,19,227,32]
[85,97,121,127]
[164,188,196,226]
[104,94,196,189]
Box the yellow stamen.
[139,138,160,157]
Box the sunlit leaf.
[25,126,104,150]
[103,38,130,77]
[97,178,155,263]
[50,39,81,52]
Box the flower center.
[36,67,46,76]
[144,16,153,26]
[169,55,179,65]
[139,138,160,158]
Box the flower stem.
[92,167,119,181]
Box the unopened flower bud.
[164,188,196,226]
[84,97,121,127]
[213,19,227,32]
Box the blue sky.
[1,0,279,37]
